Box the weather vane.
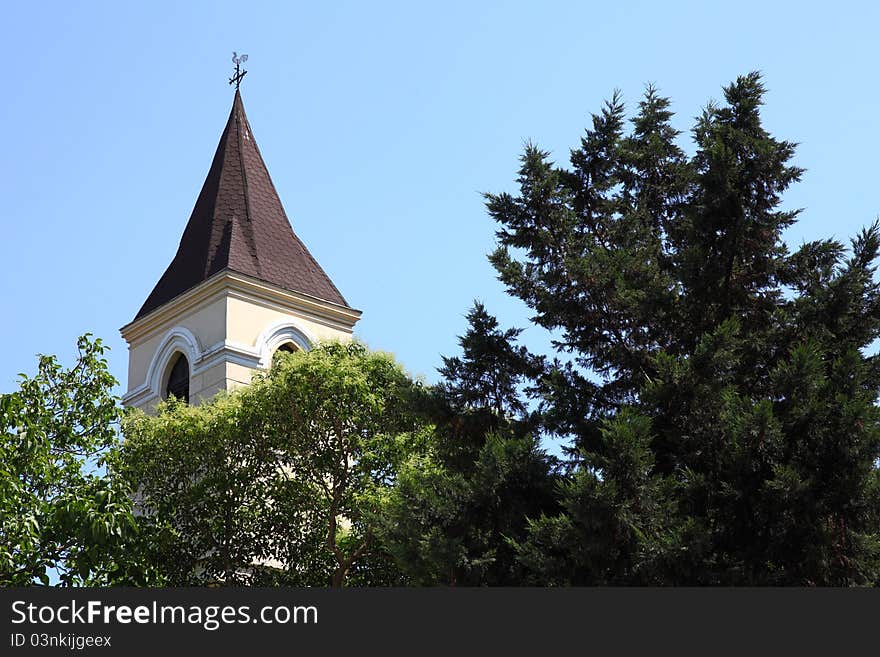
[229,52,248,90]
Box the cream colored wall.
[225,295,353,347]
[127,331,163,391]
[226,362,256,390]
[126,294,227,393]
[190,362,228,403]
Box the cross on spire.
[229,51,248,90]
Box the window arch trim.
[257,321,313,367]
[144,327,200,403]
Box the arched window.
[165,353,190,403]
[272,341,298,366]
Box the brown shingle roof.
[135,90,349,320]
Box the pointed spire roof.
[135,90,349,320]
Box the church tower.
[120,87,360,410]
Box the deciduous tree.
[0,335,141,586]
[118,341,429,586]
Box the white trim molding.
[122,326,200,407]
[256,320,314,366]
[195,339,262,374]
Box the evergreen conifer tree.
[380,303,559,585]
[487,73,880,585]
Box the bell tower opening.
[165,353,190,403]
[272,341,299,366]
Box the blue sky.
[2,1,879,396]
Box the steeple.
[121,85,360,410]
[136,90,348,320]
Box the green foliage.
[0,335,143,586]
[515,410,680,585]
[118,394,285,585]
[118,341,430,586]
[437,302,540,418]
[252,341,430,586]
[382,428,558,585]
[380,303,560,585]
[487,72,880,585]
